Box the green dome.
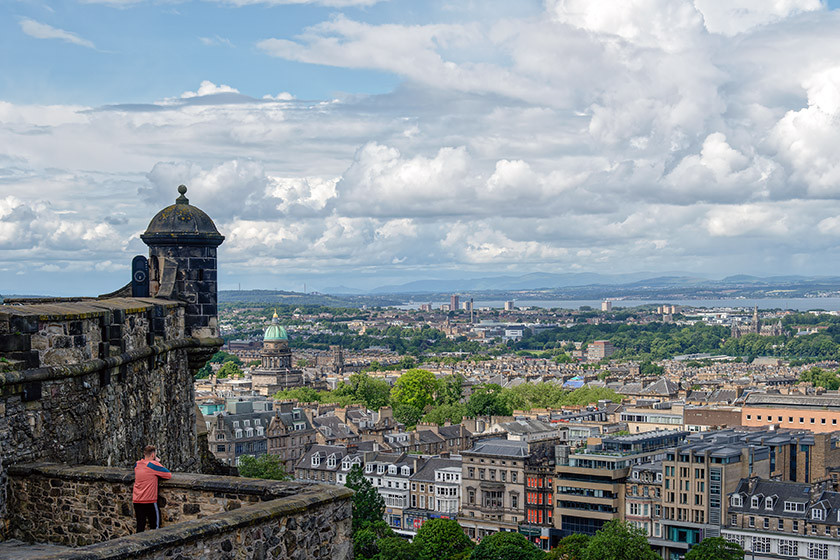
[264,324,288,341]
[264,312,288,341]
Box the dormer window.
[812,508,824,521]
[388,465,397,475]
[246,428,254,438]
[366,464,374,473]
[235,429,243,439]
[401,466,410,476]
[312,455,321,467]
[342,460,351,471]
[751,496,760,509]
[244,420,251,427]
[765,497,774,510]
[327,454,337,468]
[257,427,264,436]
[378,464,386,474]
[254,419,261,426]
[731,495,742,507]
[293,410,301,420]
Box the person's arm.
[148,461,173,480]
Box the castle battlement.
[0,186,353,559]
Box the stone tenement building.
[0,186,352,559]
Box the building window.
[763,518,769,529]
[808,542,828,559]
[812,508,825,521]
[778,519,784,530]
[752,537,770,554]
[748,516,755,528]
[778,540,796,556]
[793,520,799,532]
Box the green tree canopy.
[798,367,840,390]
[391,368,439,410]
[210,350,243,366]
[334,373,392,410]
[273,386,323,403]
[217,361,243,378]
[391,368,438,424]
[582,521,658,560]
[422,403,467,426]
[467,384,512,417]
[438,374,465,406]
[469,531,544,560]
[237,454,290,480]
[376,536,417,560]
[345,464,385,532]
[413,518,474,560]
[684,537,744,560]
[547,534,590,560]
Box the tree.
[353,520,394,559]
[798,367,840,390]
[273,386,322,403]
[393,402,425,427]
[334,373,392,410]
[391,369,439,411]
[414,518,474,560]
[217,361,242,379]
[684,537,744,560]
[376,536,417,560]
[469,531,544,560]
[582,521,658,560]
[210,350,243,366]
[438,374,465,406]
[237,454,290,480]
[391,368,439,425]
[467,384,513,417]
[548,534,590,560]
[422,403,467,425]
[195,361,213,379]
[345,464,385,531]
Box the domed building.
[251,312,304,396]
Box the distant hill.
[219,290,401,307]
[369,271,709,294]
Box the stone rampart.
[6,463,352,559]
[0,298,222,531]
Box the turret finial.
[176,185,189,205]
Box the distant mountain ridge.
[323,273,840,297]
[367,272,711,294]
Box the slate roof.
[410,458,462,483]
[745,393,840,409]
[497,418,556,435]
[643,377,680,396]
[463,438,529,457]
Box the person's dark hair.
[143,445,156,457]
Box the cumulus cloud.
[6,1,840,293]
[19,19,95,49]
[180,81,240,99]
[693,0,823,36]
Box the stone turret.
[141,185,224,338]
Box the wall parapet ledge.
[0,337,222,389]
[7,463,354,560]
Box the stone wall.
[7,463,352,560]
[0,298,222,531]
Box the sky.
[3,0,840,296]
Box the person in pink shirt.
[133,445,172,532]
